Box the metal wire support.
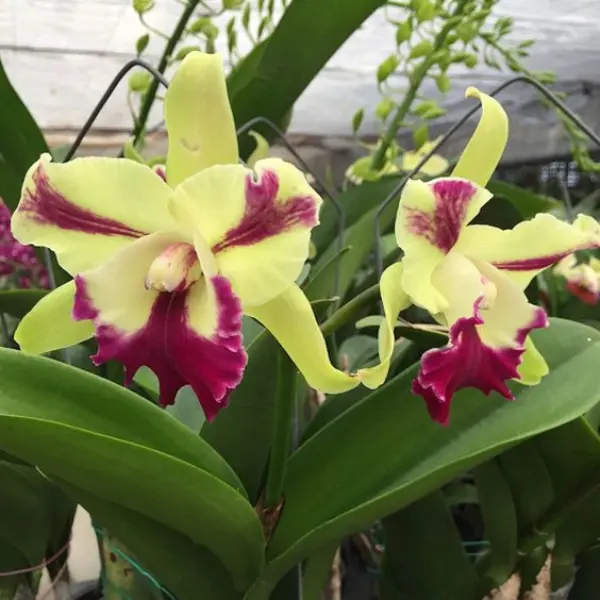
[237,116,346,300]
[373,74,600,279]
[62,59,169,163]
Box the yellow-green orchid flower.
[554,254,600,305]
[362,87,600,425]
[11,52,359,420]
[399,138,449,178]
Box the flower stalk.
[370,0,469,171]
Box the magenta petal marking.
[73,275,247,421]
[21,164,147,238]
[494,253,583,272]
[405,179,477,253]
[412,298,549,425]
[212,170,318,253]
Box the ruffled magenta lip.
[212,170,318,253]
[21,164,147,238]
[412,297,549,425]
[73,274,247,421]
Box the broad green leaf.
[251,319,600,594]
[380,492,480,600]
[202,330,279,502]
[57,480,242,600]
[0,60,48,210]
[0,422,264,591]
[497,444,553,534]
[568,544,600,599]
[229,0,386,158]
[486,180,560,219]
[312,178,402,255]
[0,349,242,491]
[473,460,518,586]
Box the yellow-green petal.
[451,87,508,187]
[11,154,174,274]
[246,284,359,393]
[14,281,94,354]
[164,52,238,187]
[517,336,549,385]
[359,262,411,389]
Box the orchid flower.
[554,254,600,304]
[361,87,600,424]
[11,52,358,420]
[399,138,449,178]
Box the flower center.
[479,275,497,310]
[145,242,201,293]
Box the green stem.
[264,350,298,508]
[371,0,468,170]
[132,0,201,145]
[320,283,381,337]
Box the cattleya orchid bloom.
[554,254,600,304]
[11,52,359,420]
[362,87,600,424]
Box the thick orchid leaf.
[0,289,48,319]
[245,319,600,596]
[202,330,280,502]
[0,60,48,210]
[380,492,480,600]
[486,180,560,219]
[56,481,242,600]
[230,0,385,158]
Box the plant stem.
[264,350,297,508]
[132,0,201,145]
[320,283,381,337]
[371,0,468,170]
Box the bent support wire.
[236,116,346,300]
[372,74,600,280]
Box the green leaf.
[351,108,364,135]
[57,481,241,600]
[0,421,264,591]
[0,60,48,211]
[487,179,560,219]
[377,55,400,83]
[568,544,600,599]
[473,460,518,585]
[135,33,150,54]
[228,0,386,158]
[412,124,428,149]
[202,330,280,502]
[252,319,600,594]
[0,349,243,491]
[380,492,480,600]
[409,40,434,59]
[311,177,401,255]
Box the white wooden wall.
[1,0,599,150]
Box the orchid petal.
[164,52,238,187]
[14,281,94,354]
[246,284,359,393]
[451,87,508,187]
[247,131,271,168]
[73,232,247,419]
[11,154,175,274]
[518,336,549,386]
[359,262,411,389]
[396,177,492,314]
[455,213,600,289]
[170,158,321,307]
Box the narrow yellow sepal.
[359,262,411,389]
[246,284,360,394]
[451,87,509,188]
[14,281,94,354]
